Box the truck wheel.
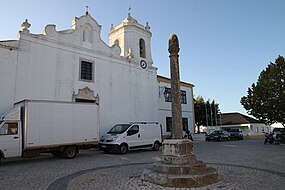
[119,144,128,154]
[152,141,160,151]
[63,146,77,159]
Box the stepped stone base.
[143,167,218,188]
[142,139,219,188]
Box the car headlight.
[111,136,119,141]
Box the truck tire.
[63,146,77,159]
[152,141,160,151]
[119,144,128,154]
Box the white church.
[0,11,195,137]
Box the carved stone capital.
[168,34,180,55]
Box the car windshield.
[107,124,131,134]
[211,131,220,135]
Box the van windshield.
[107,124,131,134]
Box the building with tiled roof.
[220,112,271,136]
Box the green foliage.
[241,56,285,126]
[194,96,220,130]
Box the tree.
[241,56,285,127]
[194,96,220,133]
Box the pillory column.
[168,34,183,139]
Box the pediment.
[20,12,121,57]
[72,13,102,33]
[73,87,96,101]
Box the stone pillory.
[169,34,183,139]
[142,34,219,188]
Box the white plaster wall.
[157,81,194,135]
[0,48,18,115]
[250,123,271,135]
[1,14,158,137]
[220,123,270,136]
[96,59,158,135]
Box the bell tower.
[108,10,153,66]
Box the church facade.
[0,12,194,136]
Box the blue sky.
[1,0,285,115]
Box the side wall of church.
[0,47,18,115]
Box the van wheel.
[119,144,128,154]
[63,146,77,159]
[153,141,160,151]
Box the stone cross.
[85,6,89,15]
[168,34,183,139]
[128,6,131,17]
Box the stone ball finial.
[168,34,180,55]
[21,19,31,32]
[110,24,114,31]
[145,22,150,31]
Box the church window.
[139,38,146,58]
[80,60,94,82]
[83,26,93,43]
[114,39,120,46]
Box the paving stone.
[0,140,284,190]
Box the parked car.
[228,128,243,140]
[205,130,231,142]
[99,122,162,154]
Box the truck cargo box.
[23,100,99,149]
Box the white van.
[99,122,162,154]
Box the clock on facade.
[140,60,147,69]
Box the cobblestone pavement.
[0,139,284,190]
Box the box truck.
[99,122,162,154]
[0,100,99,161]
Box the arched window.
[83,26,92,43]
[139,38,146,58]
[114,39,120,46]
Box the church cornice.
[0,43,19,51]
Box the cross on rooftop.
[85,6,89,15]
[128,6,131,16]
